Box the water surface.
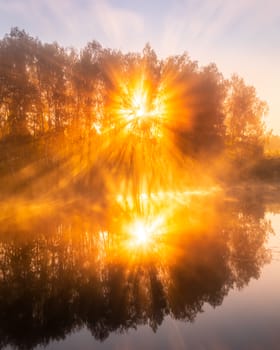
[1,188,279,350]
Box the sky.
[0,0,279,133]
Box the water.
[1,188,280,350]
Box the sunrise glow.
[127,215,165,248]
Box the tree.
[224,75,268,158]
[70,41,103,137]
[0,28,41,136]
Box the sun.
[105,72,168,140]
[119,82,165,139]
[122,85,149,123]
[131,89,147,119]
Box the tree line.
[0,28,268,153]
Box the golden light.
[99,69,199,207]
[106,73,167,140]
[133,220,150,245]
[127,216,165,248]
[131,88,147,119]
[120,85,150,124]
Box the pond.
[0,187,280,350]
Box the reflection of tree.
[0,196,272,349]
[229,214,271,288]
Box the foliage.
[0,29,268,148]
[0,28,272,188]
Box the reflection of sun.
[127,216,164,248]
[133,220,150,245]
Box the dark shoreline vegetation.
[0,27,279,202]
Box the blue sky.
[0,0,279,133]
